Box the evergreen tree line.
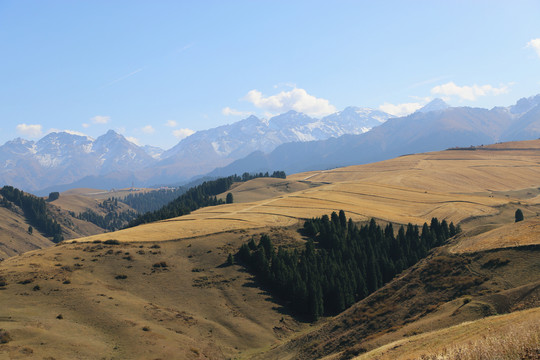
[0,186,63,242]
[119,188,188,214]
[75,208,138,231]
[73,198,138,231]
[120,171,286,214]
[238,211,459,321]
[125,171,286,227]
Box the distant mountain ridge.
[208,95,540,178]
[1,107,392,193]
[3,95,540,193]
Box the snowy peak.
[417,98,450,113]
[1,138,36,156]
[163,107,393,163]
[0,130,157,190]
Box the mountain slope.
[209,105,520,177]
[1,140,540,359]
[0,131,156,192]
[144,108,392,185]
[0,108,392,192]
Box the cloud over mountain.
[243,88,336,117]
[431,82,509,101]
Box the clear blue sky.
[1,0,539,149]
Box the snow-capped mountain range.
[0,107,393,192]
[208,95,540,178]
[3,94,540,194]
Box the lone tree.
[48,192,60,202]
[515,209,524,222]
[226,192,233,204]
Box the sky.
[1,0,539,149]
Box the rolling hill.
[0,140,539,359]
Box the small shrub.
[149,244,161,249]
[32,285,40,291]
[92,240,102,243]
[115,274,127,280]
[482,258,510,269]
[142,326,150,332]
[56,314,63,320]
[18,278,33,285]
[0,329,12,344]
[63,280,71,284]
[104,239,120,245]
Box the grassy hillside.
[0,227,308,359]
[1,140,540,359]
[69,142,540,244]
[0,206,53,260]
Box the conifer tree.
[515,209,524,222]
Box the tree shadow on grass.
[241,274,310,323]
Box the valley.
[0,140,539,359]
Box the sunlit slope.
[71,142,540,243]
[70,183,508,243]
[452,217,540,253]
[216,177,320,203]
[0,207,53,259]
[289,140,540,193]
[354,307,540,360]
[0,229,304,359]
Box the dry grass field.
[0,227,308,359]
[71,141,540,244]
[354,307,540,360]
[1,140,540,359]
[0,207,53,260]
[52,187,139,215]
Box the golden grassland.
[354,307,540,360]
[0,207,53,260]
[70,143,540,245]
[451,217,540,253]
[0,227,307,359]
[2,140,540,359]
[52,188,139,215]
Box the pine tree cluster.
[238,211,458,321]
[74,198,138,231]
[126,171,286,227]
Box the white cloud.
[91,115,110,124]
[379,102,423,117]
[164,120,177,127]
[243,88,336,117]
[527,38,540,58]
[222,107,253,117]
[125,136,141,145]
[16,123,43,138]
[431,82,509,101]
[142,125,155,134]
[82,123,90,128]
[173,128,195,140]
[47,128,88,137]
